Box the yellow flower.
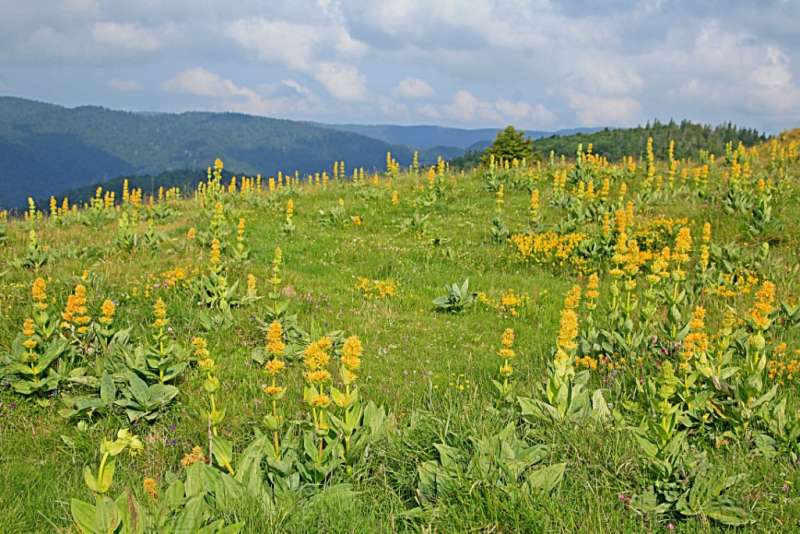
[153,298,169,329]
[306,369,332,384]
[22,318,36,337]
[501,328,515,349]
[31,278,48,311]
[143,478,158,499]
[563,285,582,310]
[310,393,331,408]
[303,337,332,370]
[210,239,221,270]
[99,299,116,326]
[341,336,363,370]
[180,446,206,467]
[266,321,286,357]
[585,273,600,303]
[557,309,579,352]
[214,158,224,171]
[262,385,286,398]
[499,362,513,377]
[265,358,286,375]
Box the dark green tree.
[482,126,535,165]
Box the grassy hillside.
[0,136,799,532]
[0,97,413,209]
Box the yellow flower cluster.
[210,239,221,271]
[153,298,169,329]
[32,278,48,311]
[355,277,398,299]
[180,446,207,467]
[750,280,776,330]
[143,478,158,499]
[161,267,187,288]
[304,337,333,384]
[510,231,586,267]
[97,299,115,327]
[585,273,599,310]
[62,284,91,334]
[767,345,800,383]
[681,306,709,370]
[22,318,37,350]
[498,328,515,378]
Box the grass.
[1,143,800,532]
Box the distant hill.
[451,120,768,168]
[316,123,601,162]
[0,97,413,208]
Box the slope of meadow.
[1,138,799,533]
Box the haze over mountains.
[0,97,597,208]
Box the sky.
[1,0,798,133]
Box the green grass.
[1,149,800,532]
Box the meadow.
[1,134,799,533]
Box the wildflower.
[262,385,286,398]
[31,278,48,311]
[152,298,169,329]
[310,393,331,409]
[265,358,286,375]
[209,239,221,271]
[563,285,581,310]
[750,280,776,330]
[266,321,286,357]
[306,369,332,384]
[529,189,540,221]
[557,309,579,352]
[22,318,37,350]
[391,191,399,205]
[341,335,363,371]
[585,273,600,309]
[98,299,116,326]
[143,478,158,499]
[303,337,332,371]
[180,446,206,467]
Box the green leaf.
[526,462,566,492]
[70,499,98,534]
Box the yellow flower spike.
[143,478,158,499]
[152,298,169,329]
[341,336,363,371]
[264,358,286,375]
[31,278,48,311]
[266,321,286,357]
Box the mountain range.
[0,96,597,209]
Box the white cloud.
[313,61,367,101]
[92,22,162,52]
[564,90,641,126]
[281,79,315,100]
[392,77,434,100]
[226,16,369,101]
[109,78,142,92]
[162,67,314,116]
[440,90,555,126]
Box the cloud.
[391,77,434,100]
[564,90,641,126]
[92,22,162,52]
[226,16,368,101]
[109,79,142,92]
[440,90,556,127]
[313,61,368,101]
[162,67,314,116]
[1,0,799,130]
